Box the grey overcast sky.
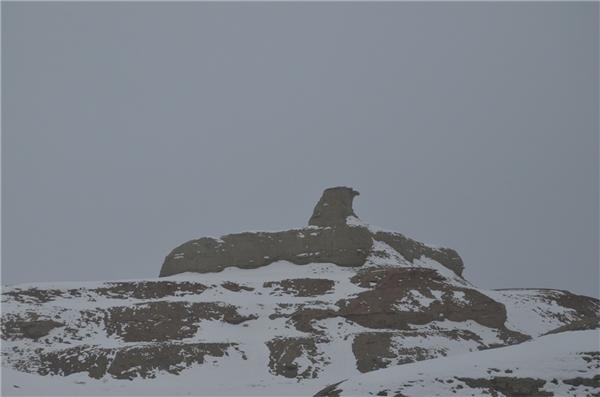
[2,2,598,297]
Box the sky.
[2,2,598,297]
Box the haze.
[2,2,598,297]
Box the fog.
[3,2,598,297]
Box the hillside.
[315,329,599,397]
[2,187,598,396]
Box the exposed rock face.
[159,187,464,277]
[159,226,373,277]
[308,186,359,227]
[263,278,335,297]
[266,337,322,379]
[33,342,238,380]
[104,301,257,342]
[338,267,515,331]
[456,377,553,397]
[2,319,64,340]
[352,332,398,373]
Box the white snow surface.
[487,288,583,337]
[325,329,600,397]
[2,240,597,395]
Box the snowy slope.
[2,258,597,396]
[315,329,600,397]
[2,187,598,396]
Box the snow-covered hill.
[3,261,597,396]
[2,187,598,396]
[315,329,600,397]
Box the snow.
[329,329,600,396]
[487,289,582,336]
[2,228,596,396]
[1,262,371,396]
[365,239,410,267]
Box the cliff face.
[159,187,464,277]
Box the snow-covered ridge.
[316,329,600,397]
[2,187,598,395]
[2,257,597,396]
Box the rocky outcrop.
[2,319,64,340]
[104,301,257,342]
[159,187,464,277]
[263,278,335,297]
[30,342,238,380]
[308,186,359,227]
[266,337,323,379]
[159,226,373,276]
[455,377,554,397]
[1,186,598,395]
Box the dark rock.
[308,186,359,227]
[457,377,553,397]
[35,344,112,378]
[264,278,335,297]
[337,267,526,336]
[352,332,397,373]
[3,319,64,340]
[544,317,599,335]
[313,381,345,397]
[160,226,373,277]
[159,187,465,277]
[3,288,75,304]
[33,342,235,379]
[104,301,256,342]
[108,342,235,379]
[221,281,254,292]
[563,375,600,388]
[93,281,207,300]
[266,337,322,379]
[373,231,464,277]
[288,308,338,334]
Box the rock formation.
[308,186,360,227]
[1,186,598,396]
[159,186,464,277]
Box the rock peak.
[159,186,465,278]
[308,186,360,227]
